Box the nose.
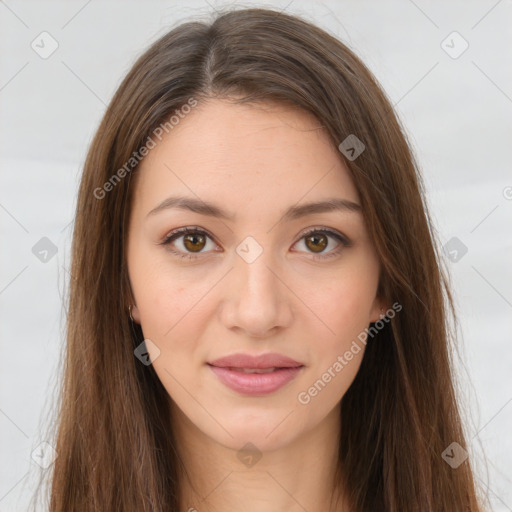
[219,245,293,339]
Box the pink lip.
[208,352,304,396]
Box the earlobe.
[126,285,141,324]
[369,302,388,323]
[128,304,141,324]
[372,308,384,323]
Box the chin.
[203,406,306,452]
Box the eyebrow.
[146,195,362,221]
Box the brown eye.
[183,233,206,252]
[160,227,217,260]
[293,228,349,260]
[304,232,328,253]
[161,226,349,262]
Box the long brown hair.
[40,7,484,511]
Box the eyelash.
[158,226,351,262]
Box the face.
[126,99,384,452]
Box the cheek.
[131,264,224,400]
[131,248,213,338]
[300,262,377,392]
[134,271,207,397]
[297,283,370,411]
[307,269,377,342]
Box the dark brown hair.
[41,7,484,511]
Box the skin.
[126,99,387,512]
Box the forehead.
[132,99,360,218]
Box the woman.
[45,7,484,511]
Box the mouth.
[206,355,305,396]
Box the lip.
[209,352,303,369]
[208,352,304,396]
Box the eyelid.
[298,226,352,247]
[159,226,217,245]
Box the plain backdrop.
[1,1,511,510]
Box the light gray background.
[1,1,511,510]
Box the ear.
[125,287,142,325]
[130,304,141,324]
[369,296,389,323]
